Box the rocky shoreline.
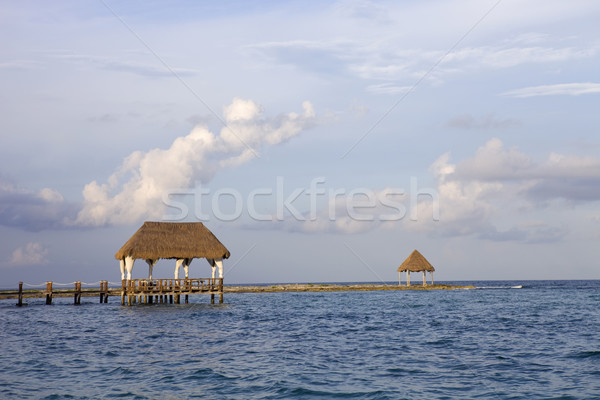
[224,283,475,293]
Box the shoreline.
[224,283,475,293]
[0,283,475,301]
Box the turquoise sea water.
[1,280,599,399]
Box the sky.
[1,0,599,285]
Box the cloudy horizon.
[1,0,599,285]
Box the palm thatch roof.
[115,221,230,261]
[397,249,435,272]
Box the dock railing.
[120,278,223,305]
[1,278,224,306]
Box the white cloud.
[250,36,597,92]
[444,45,594,69]
[222,138,600,242]
[10,242,49,266]
[501,82,600,98]
[73,99,317,227]
[453,138,532,180]
[413,139,600,242]
[0,59,43,70]
[0,177,74,231]
[365,83,411,95]
[450,138,600,187]
[445,114,521,130]
[52,53,199,78]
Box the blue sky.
[1,0,599,285]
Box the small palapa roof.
[115,221,230,261]
[397,249,435,272]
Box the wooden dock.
[0,278,224,306]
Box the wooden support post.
[422,271,426,286]
[17,282,24,306]
[219,277,224,304]
[45,281,53,305]
[121,279,129,306]
[211,294,215,304]
[103,281,109,303]
[407,272,410,287]
[185,294,189,304]
[74,281,82,305]
[398,271,401,287]
[100,281,104,303]
[431,271,434,285]
[175,294,180,304]
[169,294,173,304]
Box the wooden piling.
[45,281,53,305]
[74,281,82,305]
[121,279,126,305]
[17,282,23,306]
[219,278,224,304]
[100,281,109,303]
[5,278,223,307]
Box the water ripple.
[0,281,599,399]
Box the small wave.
[475,285,522,289]
[569,350,600,359]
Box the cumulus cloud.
[414,138,600,242]
[501,82,600,98]
[259,139,600,244]
[449,138,600,201]
[73,99,317,227]
[0,177,76,231]
[9,242,49,266]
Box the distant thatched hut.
[397,249,435,286]
[115,221,230,280]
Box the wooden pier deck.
[0,278,224,306]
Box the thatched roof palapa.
[397,249,435,272]
[115,221,230,261]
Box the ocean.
[1,280,599,399]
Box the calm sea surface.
[1,280,599,399]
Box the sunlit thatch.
[115,221,230,260]
[397,249,435,272]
